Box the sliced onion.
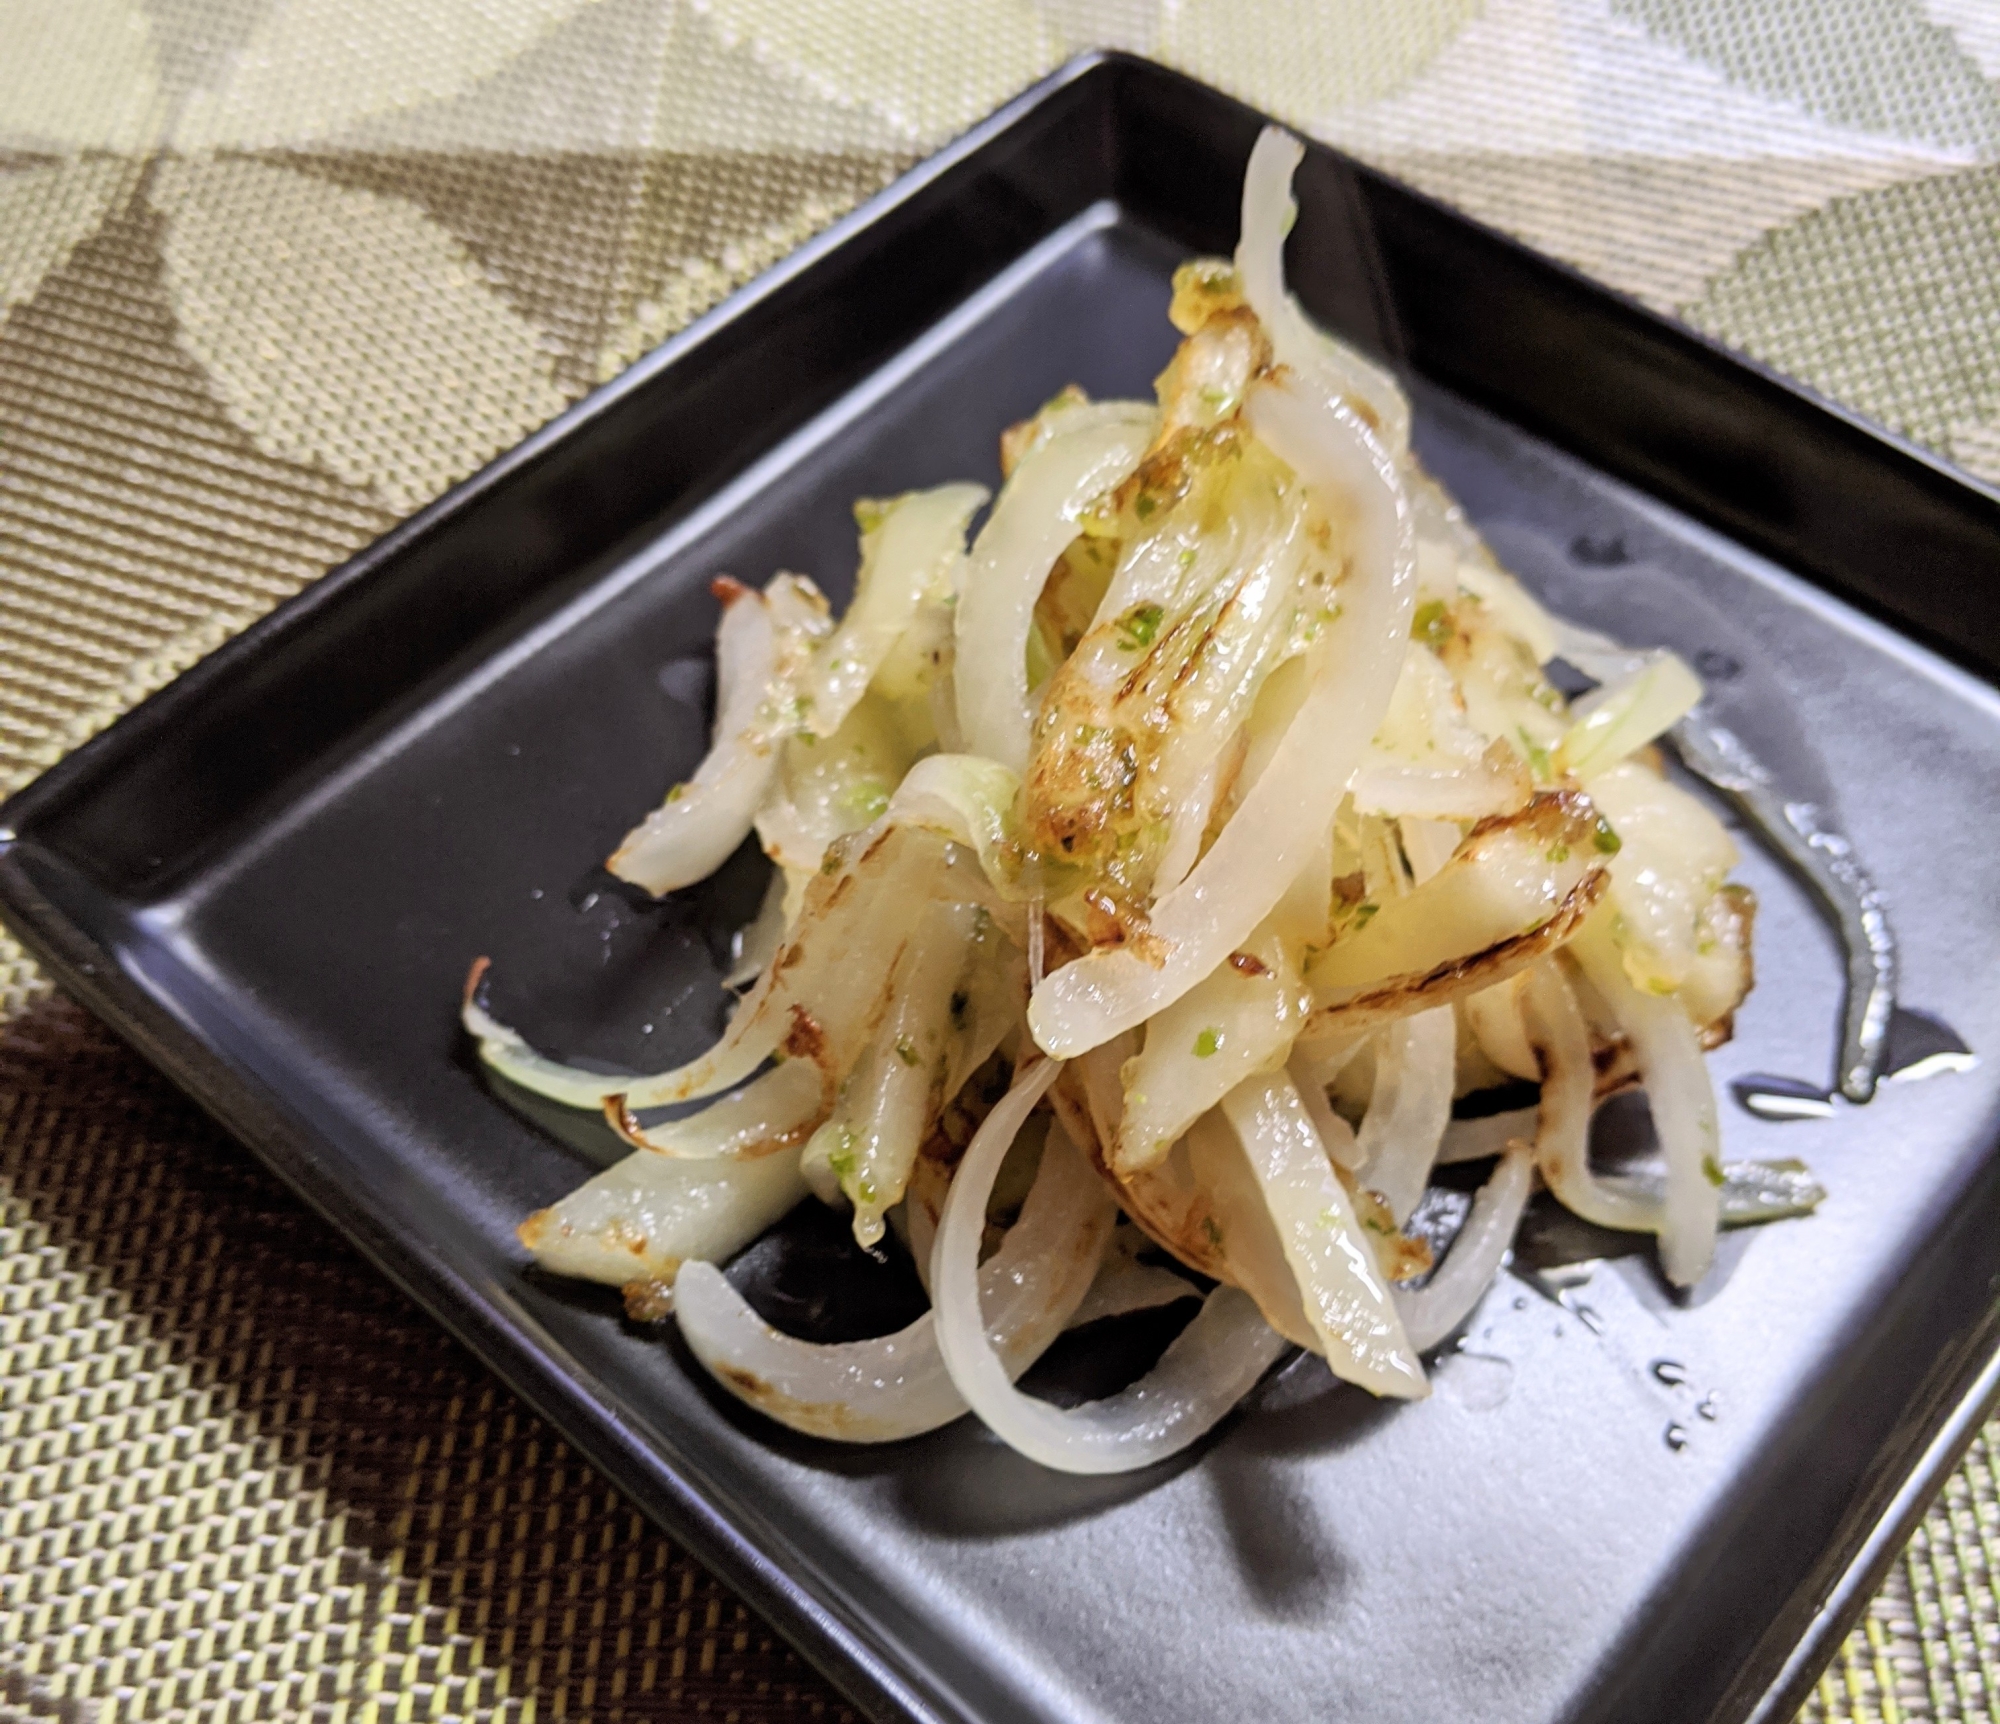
[805,484,987,738]
[1350,758,1530,822]
[1450,553,1559,665]
[1310,793,1601,999]
[469,827,985,1114]
[1112,927,1308,1172]
[1519,959,1662,1232]
[934,1060,1288,1473]
[724,869,790,990]
[1027,374,1414,1057]
[1066,1225,1202,1328]
[1435,1106,1540,1165]
[519,1144,808,1286]
[1555,650,1702,782]
[804,900,982,1247]
[674,1112,1113,1443]
[1353,1006,1455,1224]
[1219,1072,1427,1397]
[955,406,1154,770]
[1461,972,1540,1081]
[1236,127,1411,457]
[1571,922,1721,1285]
[1288,1047,1362,1170]
[605,1058,824,1159]
[885,753,1021,890]
[461,960,633,1108]
[1394,1140,1534,1352]
[610,576,828,895]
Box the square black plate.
[5,54,2000,1724]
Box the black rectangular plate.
[5,54,2000,1724]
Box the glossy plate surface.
[4,55,1999,1724]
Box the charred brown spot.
[859,826,896,866]
[461,954,492,1011]
[517,1208,555,1251]
[1308,871,1609,1039]
[710,575,752,606]
[1227,951,1271,978]
[1465,787,1594,851]
[784,1004,828,1067]
[621,1278,675,1323]
[603,1094,647,1150]
[825,873,855,910]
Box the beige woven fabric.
[2,2,1997,1719]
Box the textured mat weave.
[3,1,1998,1718]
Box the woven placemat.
[3,2,1997,1718]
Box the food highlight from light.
[464,127,1822,1475]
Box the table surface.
[3,1,1997,1719]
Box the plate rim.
[4,50,1999,1724]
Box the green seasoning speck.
[1194,1027,1223,1058]
[1703,1154,1726,1188]
[1134,492,1158,520]
[1201,1216,1224,1248]
[826,1125,858,1181]
[1353,902,1379,929]
[894,1036,919,1068]
[1547,841,1571,863]
[1178,549,1197,570]
[1116,603,1165,652]
[1516,726,1553,779]
[665,782,687,803]
[1412,598,1452,647]
[1593,816,1623,855]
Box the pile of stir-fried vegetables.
[464,129,1818,1475]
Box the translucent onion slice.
[1288,1047,1362,1170]
[519,1144,808,1286]
[1352,1005,1455,1224]
[724,869,789,990]
[1066,1225,1202,1328]
[1571,921,1722,1285]
[885,753,1021,890]
[805,900,984,1247]
[934,1059,1289,1473]
[1461,972,1540,1081]
[1303,792,1608,1041]
[605,1058,824,1160]
[674,1112,1113,1443]
[954,405,1155,770]
[1450,553,1559,665]
[1518,959,1662,1232]
[1183,1111,1316,1346]
[1435,1106,1540,1166]
[466,826,983,1113]
[1027,375,1415,1058]
[1349,757,1531,822]
[1113,928,1309,1173]
[610,575,827,895]
[1555,650,1702,782]
[1236,127,1412,457]
[1394,1140,1534,1352]
[1219,1072,1428,1398]
[804,484,988,738]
